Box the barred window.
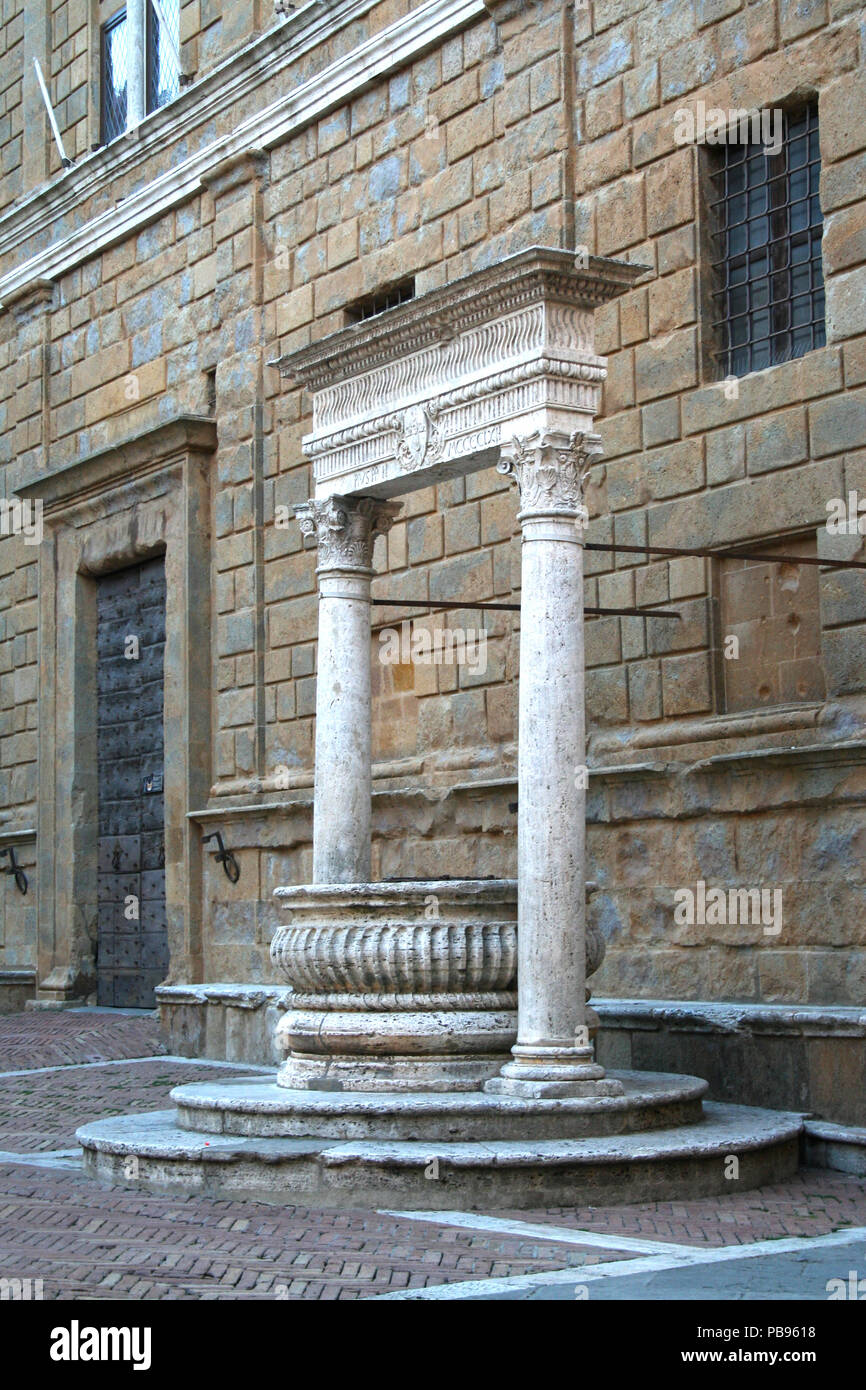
[709,104,825,377]
[101,9,129,144]
[345,280,416,325]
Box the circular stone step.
[76,1102,802,1210]
[170,1070,707,1142]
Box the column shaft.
[314,571,373,883]
[486,429,623,1099]
[517,513,587,1046]
[296,495,400,886]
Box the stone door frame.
[18,417,216,1004]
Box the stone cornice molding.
[0,0,484,307]
[201,147,269,198]
[296,495,401,572]
[278,248,644,499]
[497,428,603,523]
[3,277,55,319]
[277,249,644,390]
[15,416,217,515]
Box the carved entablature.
[274,248,646,500]
[295,495,401,572]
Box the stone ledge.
[156,983,291,1010]
[0,968,37,1015]
[803,1119,866,1178]
[157,983,290,1065]
[594,998,866,1038]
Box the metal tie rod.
[585,540,866,570]
[370,597,681,619]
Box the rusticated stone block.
[635,328,698,402]
[661,651,712,716]
[746,407,808,475]
[809,389,866,457]
[587,665,629,724]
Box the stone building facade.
[0,0,864,1116]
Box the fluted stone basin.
[271,880,518,1091]
[269,878,607,1093]
[271,879,518,998]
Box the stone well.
[271,879,519,1092]
[77,249,803,1207]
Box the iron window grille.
[101,8,129,144]
[146,0,181,115]
[345,280,416,324]
[708,103,825,377]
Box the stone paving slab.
[469,1232,866,1302]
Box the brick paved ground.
[0,1010,166,1071]
[1,1010,865,1300]
[496,1174,866,1247]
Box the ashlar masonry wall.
[0,0,863,1013]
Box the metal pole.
[33,59,72,167]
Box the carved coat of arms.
[395,404,444,473]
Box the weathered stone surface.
[76,1098,801,1208]
[2,0,865,1096]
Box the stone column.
[486,430,623,1099]
[296,495,400,884]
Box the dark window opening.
[345,280,416,324]
[101,8,129,144]
[708,103,825,377]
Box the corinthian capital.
[497,430,603,523]
[295,495,401,572]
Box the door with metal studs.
[95,556,168,1008]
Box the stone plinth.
[77,1095,802,1209]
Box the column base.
[484,1045,626,1099]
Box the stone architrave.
[295,494,401,884]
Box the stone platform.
[76,1069,802,1209]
